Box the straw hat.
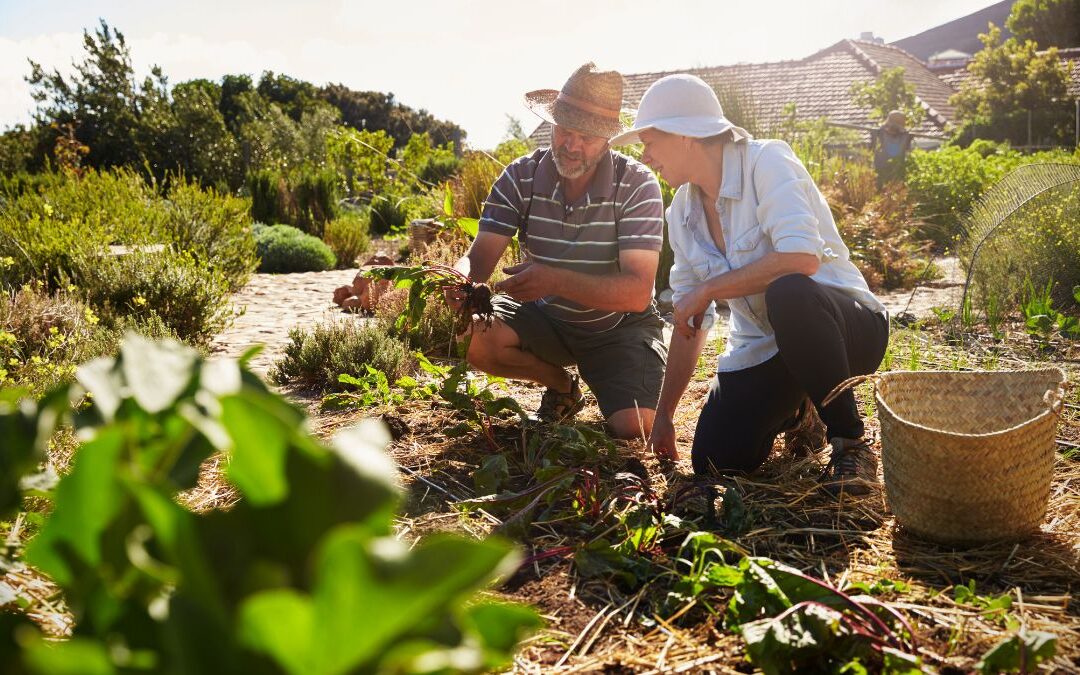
[525,63,626,139]
[609,73,750,146]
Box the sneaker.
[535,374,586,423]
[782,397,826,458]
[818,437,879,496]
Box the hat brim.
[524,88,625,140]
[610,115,751,146]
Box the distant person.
[447,63,667,439]
[871,110,912,185]
[614,74,888,496]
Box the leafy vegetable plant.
[0,334,541,674]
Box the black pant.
[691,274,889,475]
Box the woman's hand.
[647,414,679,461]
[672,285,712,339]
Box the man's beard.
[552,147,604,179]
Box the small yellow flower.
[133,295,147,307]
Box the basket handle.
[1044,385,1065,415]
[822,374,881,407]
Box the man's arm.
[454,230,513,283]
[494,248,658,313]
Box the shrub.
[906,145,1080,249]
[962,177,1080,325]
[450,151,504,219]
[322,210,370,268]
[269,318,415,390]
[68,249,233,344]
[0,168,254,342]
[255,223,336,273]
[162,179,257,292]
[0,283,178,394]
[248,165,339,237]
[367,191,413,234]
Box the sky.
[1,0,999,148]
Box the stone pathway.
[209,269,365,375]
[210,258,965,375]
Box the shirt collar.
[718,140,745,201]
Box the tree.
[0,125,38,174]
[849,66,925,127]
[26,20,154,169]
[950,25,1071,146]
[1007,0,1080,48]
[319,83,465,149]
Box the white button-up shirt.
[667,138,885,373]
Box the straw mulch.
[306,322,1080,673]
[5,320,1078,673]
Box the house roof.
[890,0,1014,61]
[529,39,955,147]
[938,47,1080,99]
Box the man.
[450,63,667,439]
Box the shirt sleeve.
[666,203,717,324]
[752,140,826,258]
[478,164,525,236]
[616,165,665,252]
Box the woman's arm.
[647,327,709,460]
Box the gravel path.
[209,269,365,375]
[210,258,964,376]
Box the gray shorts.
[490,296,667,418]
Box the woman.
[609,74,888,495]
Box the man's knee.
[607,408,654,441]
[464,319,509,371]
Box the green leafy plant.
[364,263,495,331]
[954,581,1015,626]
[0,334,542,673]
[975,629,1057,674]
[1020,278,1080,341]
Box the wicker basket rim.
[873,367,1066,440]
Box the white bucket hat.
[609,73,751,146]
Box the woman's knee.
[690,429,773,475]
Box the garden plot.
[285,321,1078,673]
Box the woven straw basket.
[845,368,1066,544]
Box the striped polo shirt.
[479,148,664,332]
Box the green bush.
[162,179,257,292]
[68,249,233,344]
[0,168,253,343]
[256,223,337,273]
[0,283,178,395]
[248,165,339,237]
[322,210,370,268]
[0,335,541,674]
[269,317,415,390]
[906,145,1080,248]
[820,159,934,291]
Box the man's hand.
[672,284,712,339]
[647,414,679,461]
[494,260,559,302]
